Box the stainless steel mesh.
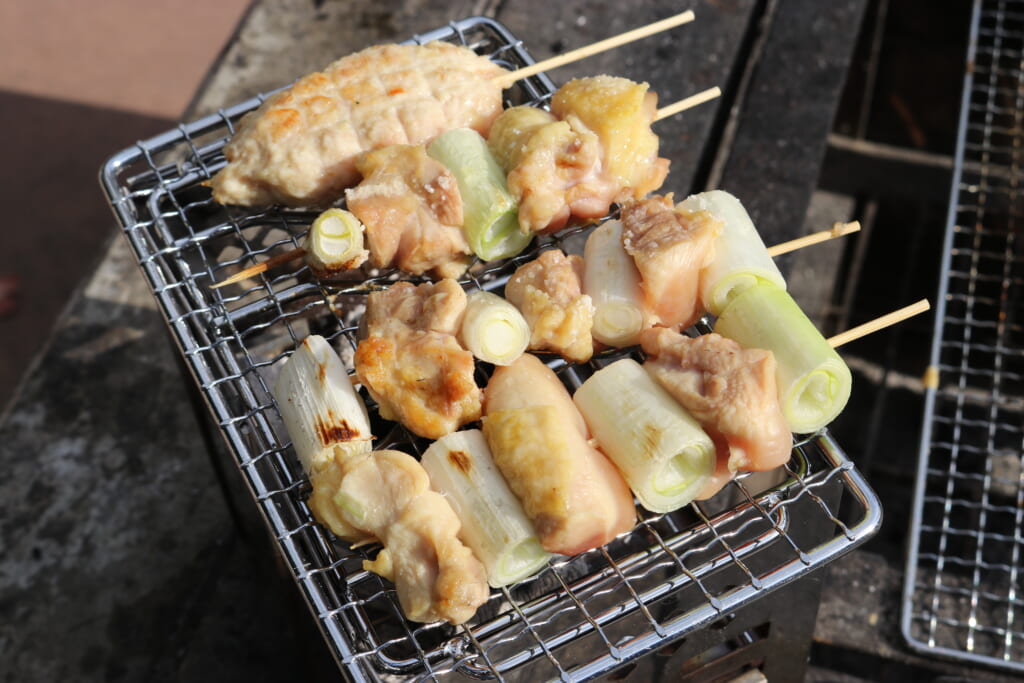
[101,16,881,681]
[903,0,1024,673]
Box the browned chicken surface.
[209,42,507,207]
[640,328,793,475]
[493,76,669,234]
[551,76,669,201]
[355,279,481,439]
[621,194,723,330]
[315,448,488,624]
[505,249,595,363]
[346,145,471,278]
[482,354,636,555]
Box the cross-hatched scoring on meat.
[208,43,508,207]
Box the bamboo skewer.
[655,86,722,122]
[210,248,306,289]
[827,299,931,348]
[766,221,861,257]
[493,10,696,89]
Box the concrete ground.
[0,0,251,411]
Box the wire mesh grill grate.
[100,16,881,681]
[903,0,1024,672]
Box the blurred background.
[0,0,250,410]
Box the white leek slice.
[680,190,786,316]
[583,220,647,347]
[303,208,369,277]
[427,128,532,261]
[459,290,530,365]
[272,334,373,473]
[422,429,550,587]
[713,282,852,433]
[573,359,715,513]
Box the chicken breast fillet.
[482,354,636,555]
[355,279,481,440]
[505,249,595,363]
[322,449,488,624]
[640,328,793,476]
[346,145,471,279]
[209,43,508,207]
[621,194,723,330]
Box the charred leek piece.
[422,429,550,587]
[583,219,647,347]
[714,282,852,433]
[573,359,715,513]
[459,290,530,365]
[303,208,369,278]
[272,334,373,473]
[427,128,532,261]
[680,190,786,316]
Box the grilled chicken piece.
[482,354,635,555]
[209,43,507,207]
[640,328,793,474]
[355,279,481,439]
[504,249,595,363]
[551,76,669,202]
[346,145,471,279]
[505,115,615,234]
[494,76,669,234]
[323,449,488,624]
[621,194,723,330]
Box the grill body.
[100,17,881,681]
[903,0,1024,673]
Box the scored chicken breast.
[621,194,723,330]
[640,328,793,476]
[209,42,508,207]
[346,144,471,279]
[355,279,481,440]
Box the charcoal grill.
[100,16,882,681]
[902,0,1024,673]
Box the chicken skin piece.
[355,279,481,440]
[482,354,636,555]
[346,145,471,279]
[640,328,793,475]
[319,448,488,624]
[493,76,669,234]
[621,194,723,330]
[550,75,669,202]
[504,249,595,363]
[209,42,507,207]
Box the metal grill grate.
[100,16,881,681]
[903,0,1024,673]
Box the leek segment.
[583,219,647,347]
[427,128,532,261]
[573,359,715,513]
[421,430,550,587]
[271,335,373,474]
[714,282,852,433]
[459,291,530,366]
[304,208,369,277]
[680,190,786,316]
